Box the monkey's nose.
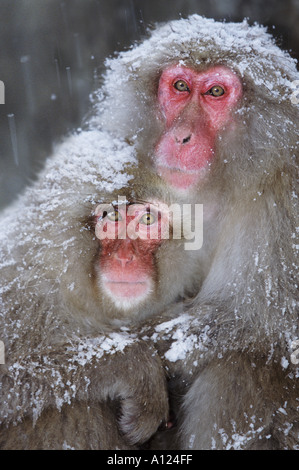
[175,134,192,144]
[116,253,134,268]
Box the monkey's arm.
[0,334,168,450]
[138,309,299,450]
[180,350,299,450]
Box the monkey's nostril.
[182,135,191,144]
[174,135,192,144]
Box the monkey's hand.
[85,335,169,446]
[117,344,169,445]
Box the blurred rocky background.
[0,0,298,209]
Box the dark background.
[0,0,298,209]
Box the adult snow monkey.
[93,15,299,449]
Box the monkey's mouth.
[101,275,153,308]
[104,280,149,298]
[157,165,204,190]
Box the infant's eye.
[107,210,121,222]
[174,79,190,92]
[139,212,156,225]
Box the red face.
[94,202,169,310]
[155,65,243,190]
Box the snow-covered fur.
[93,15,298,145]
[0,15,298,449]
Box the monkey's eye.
[174,79,190,92]
[107,210,122,222]
[139,212,156,225]
[206,85,225,97]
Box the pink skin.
[101,238,153,299]
[96,205,167,302]
[155,65,243,190]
